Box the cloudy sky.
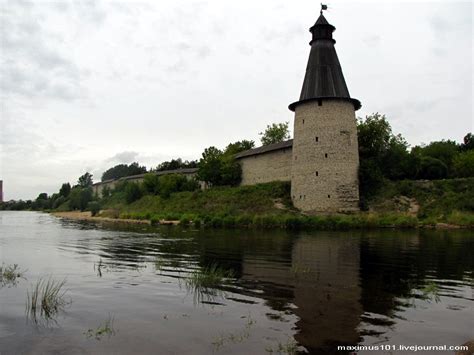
[0,0,472,200]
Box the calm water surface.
[0,211,473,354]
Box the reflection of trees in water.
[359,229,474,318]
[75,222,474,354]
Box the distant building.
[94,8,361,213]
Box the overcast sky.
[0,0,472,200]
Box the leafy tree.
[357,113,414,199]
[87,201,101,216]
[453,150,474,177]
[69,187,93,211]
[143,173,161,194]
[34,193,50,210]
[78,172,93,188]
[124,183,143,204]
[461,133,474,151]
[36,193,48,200]
[155,159,198,172]
[101,186,111,198]
[197,140,250,187]
[59,183,71,198]
[197,147,224,186]
[417,156,448,180]
[224,140,255,155]
[412,140,459,172]
[101,162,147,181]
[52,196,66,209]
[259,122,290,146]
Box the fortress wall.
[92,171,200,198]
[238,148,292,186]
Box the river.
[0,211,473,354]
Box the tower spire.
[288,10,360,111]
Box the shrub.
[417,157,448,180]
[143,173,161,194]
[124,183,143,204]
[87,201,101,216]
[69,187,93,211]
[453,150,474,177]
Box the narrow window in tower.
[315,171,319,176]
[315,136,319,142]
[318,99,322,106]
[325,153,328,158]
[328,194,331,198]
[295,156,297,161]
[302,119,305,124]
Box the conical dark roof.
[289,14,360,111]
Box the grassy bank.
[90,179,474,229]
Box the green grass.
[96,179,474,229]
[0,264,26,287]
[102,181,293,218]
[186,263,235,290]
[26,277,69,322]
[84,314,116,340]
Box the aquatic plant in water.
[265,337,299,354]
[421,281,441,303]
[84,314,116,340]
[212,313,255,351]
[0,264,26,288]
[26,277,69,322]
[185,263,235,304]
[186,263,235,289]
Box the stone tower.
[289,9,360,213]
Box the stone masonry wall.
[291,100,360,212]
[238,148,292,186]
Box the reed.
[26,277,69,322]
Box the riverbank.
[51,179,474,229]
[52,210,471,230]
[52,211,179,225]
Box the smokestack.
[0,180,3,203]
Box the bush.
[125,183,143,204]
[159,174,197,198]
[69,187,93,211]
[453,150,474,177]
[417,157,448,180]
[87,201,101,216]
[143,173,161,195]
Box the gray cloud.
[106,151,140,164]
[0,1,85,101]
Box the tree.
[69,187,93,211]
[453,150,474,177]
[59,183,71,198]
[412,140,459,172]
[124,183,143,204]
[143,173,161,194]
[197,142,244,187]
[224,140,255,155]
[155,159,198,172]
[36,193,48,200]
[461,133,474,151]
[357,113,414,198]
[197,146,224,186]
[78,172,93,188]
[101,162,147,181]
[417,157,448,180]
[259,122,290,146]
